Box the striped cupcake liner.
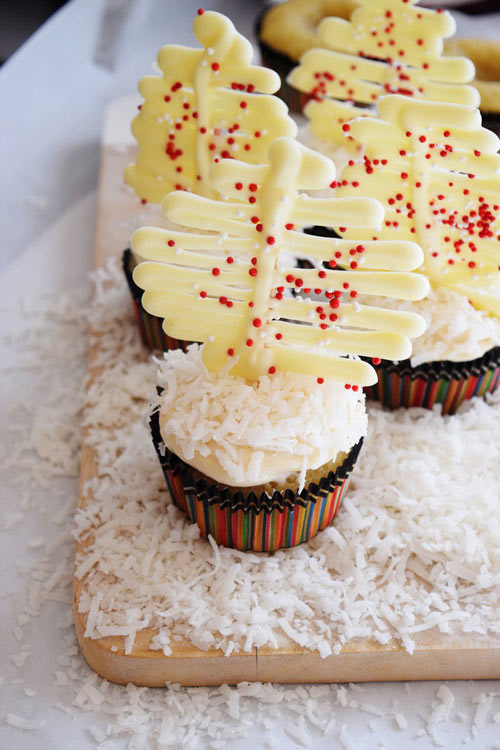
[122,248,193,352]
[150,407,363,552]
[365,346,500,415]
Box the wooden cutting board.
[74,97,500,687]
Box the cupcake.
[334,95,500,414]
[132,136,428,549]
[150,346,366,552]
[363,288,500,414]
[122,9,296,351]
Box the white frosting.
[360,287,500,366]
[157,345,367,489]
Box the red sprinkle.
[212,267,220,276]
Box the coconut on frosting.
[359,286,500,366]
[157,345,367,490]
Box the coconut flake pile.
[72,261,500,660]
[157,346,366,489]
[4,257,500,749]
[360,286,500,366]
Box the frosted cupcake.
[335,95,500,414]
[132,136,428,549]
[122,10,296,351]
[150,346,365,551]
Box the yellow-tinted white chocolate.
[287,0,477,150]
[132,137,429,386]
[125,11,296,203]
[335,95,500,318]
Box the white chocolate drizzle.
[336,95,500,317]
[132,137,429,386]
[287,0,477,151]
[125,11,296,203]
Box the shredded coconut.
[157,346,367,489]
[359,286,500,365]
[4,256,500,749]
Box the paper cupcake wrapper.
[150,407,363,552]
[365,346,500,415]
[123,248,193,352]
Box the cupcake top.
[157,345,367,489]
[359,286,500,365]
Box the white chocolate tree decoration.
[125,10,296,203]
[132,137,428,386]
[287,0,477,151]
[335,95,500,316]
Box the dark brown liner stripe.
[367,345,500,383]
[150,405,363,514]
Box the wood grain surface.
[74,118,500,687]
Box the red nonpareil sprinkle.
[342,124,350,132]
[468,261,476,269]
[167,240,175,247]
[345,384,351,390]
[417,38,424,46]
[350,290,358,298]
[317,377,324,384]
[137,104,142,110]
[200,290,207,298]
[318,270,326,279]
[208,143,215,150]
[249,301,254,307]
[285,223,294,230]
[249,268,257,277]
[219,296,227,305]
[211,62,219,71]
[295,278,303,288]
[256,223,263,232]
[372,357,381,365]
[226,256,234,264]
[212,267,220,276]
[200,126,207,134]
[164,95,171,102]
[401,172,408,180]
[286,274,294,283]
[246,339,253,347]
[249,183,258,192]
[235,182,243,190]
[251,257,257,266]
[275,333,283,340]
[227,347,234,356]
[248,195,256,203]
[343,282,349,289]
[267,236,275,245]
[197,8,204,14]
[240,101,247,109]
[268,366,276,374]
[329,298,339,309]
[329,313,337,321]
[252,318,262,328]
[329,259,337,268]
[251,216,259,224]
[254,130,261,138]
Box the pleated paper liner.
[150,406,363,552]
[123,248,193,352]
[365,346,500,416]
